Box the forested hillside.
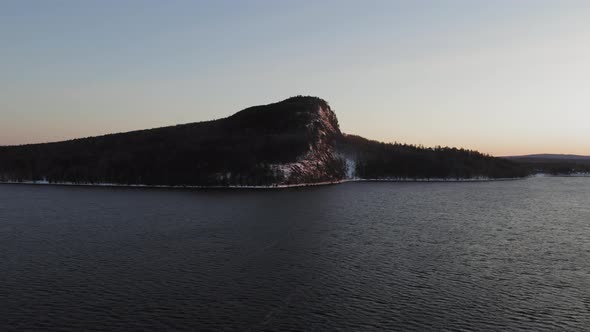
[339,135,528,179]
[0,96,345,186]
[0,96,528,187]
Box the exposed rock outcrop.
[272,102,345,184]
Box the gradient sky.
[1,0,589,156]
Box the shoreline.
[0,180,346,190]
[0,177,528,190]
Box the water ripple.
[1,178,589,331]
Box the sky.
[1,0,589,156]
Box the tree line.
[338,135,529,179]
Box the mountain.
[0,96,527,187]
[0,96,345,186]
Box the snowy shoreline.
[0,177,527,190]
[534,173,590,178]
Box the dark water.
[1,177,589,331]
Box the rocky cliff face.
[271,102,346,184]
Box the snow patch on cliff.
[345,157,356,179]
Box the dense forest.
[0,96,530,187]
[338,135,529,180]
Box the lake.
[1,177,589,331]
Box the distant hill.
[506,154,590,162]
[0,96,528,187]
[505,154,590,175]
